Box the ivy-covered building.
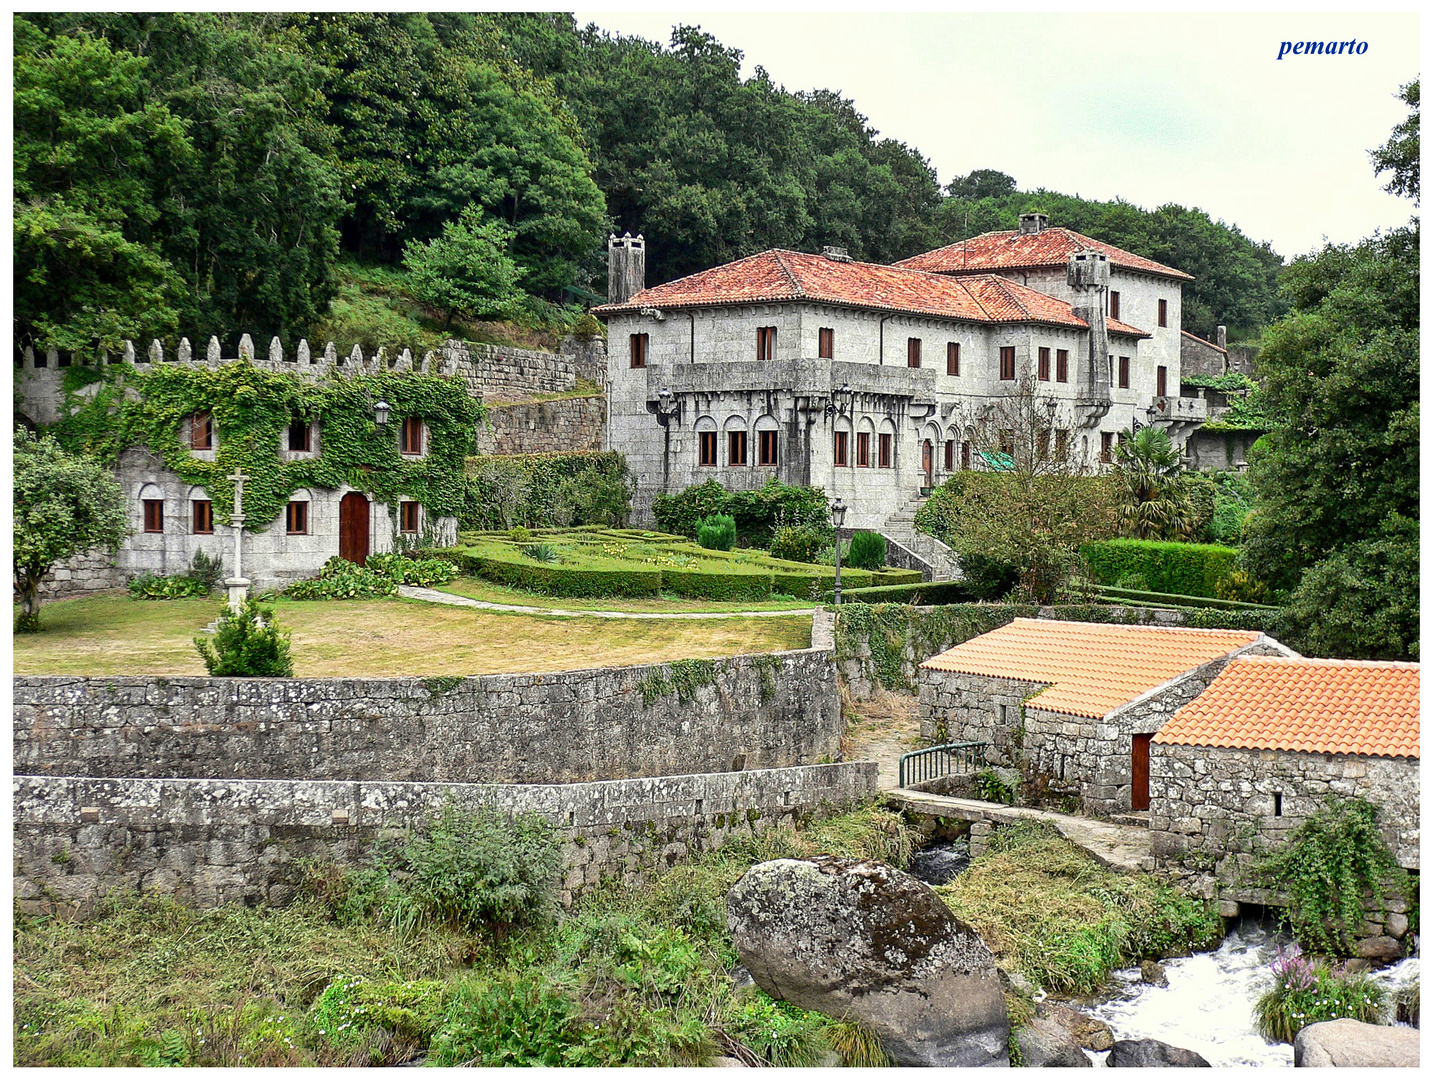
[14,336,484,593]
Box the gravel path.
[399,585,819,621]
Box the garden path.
[398,585,820,621]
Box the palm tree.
[1113,427,1198,540]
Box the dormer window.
[190,412,214,450]
[400,417,424,455]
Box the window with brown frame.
[1036,429,1051,461]
[288,419,311,452]
[400,417,423,455]
[1038,347,1051,381]
[756,326,777,362]
[1055,430,1069,462]
[856,431,870,467]
[1109,290,1121,321]
[999,346,1016,381]
[1118,355,1131,389]
[758,429,778,466]
[286,500,309,535]
[400,501,421,534]
[906,337,921,368]
[1158,298,1168,327]
[943,440,954,470]
[1157,365,1168,397]
[833,430,849,466]
[961,441,971,470]
[946,342,960,376]
[1101,432,1114,463]
[878,432,892,468]
[629,333,648,368]
[192,500,213,534]
[190,412,213,450]
[1056,348,1069,383]
[818,327,834,359]
[143,499,164,533]
[728,430,747,466]
[698,431,718,466]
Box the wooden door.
[339,492,370,566]
[1131,733,1152,811]
[921,440,933,488]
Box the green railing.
[898,741,987,789]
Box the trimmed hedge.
[662,564,773,601]
[1091,585,1280,612]
[865,568,925,587]
[826,580,981,605]
[456,546,662,599]
[1081,539,1240,598]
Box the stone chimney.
[1067,250,1111,398]
[821,245,852,262]
[1019,212,1048,235]
[1216,325,1227,350]
[607,233,646,304]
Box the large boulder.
[1106,1038,1211,1067]
[1292,1018,1420,1067]
[726,856,1008,1067]
[1016,1016,1092,1067]
[1038,1002,1115,1052]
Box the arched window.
[855,417,875,468]
[754,414,780,467]
[138,483,165,533]
[877,418,897,469]
[695,415,718,468]
[832,415,853,468]
[723,415,749,466]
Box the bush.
[1254,947,1386,1043]
[463,452,631,531]
[697,514,736,551]
[428,972,578,1067]
[768,524,826,563]
[286,554,459,599]
[1081,538,1241,598]
[846,531,886,571]
[570,311,604,340]
[519,543,559,563]
[194,598,294,676]
[189,548,225,593]
[653,478,828,544]
[829,580,980,605]
[956,550,1021,600]
[128,572,211,600]
[662,565,772,602]
[365,553,460,588]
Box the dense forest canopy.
[15,11,1288,349]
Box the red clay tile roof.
[920,618,1262,719]
[1181,329,1228,354]
[895,228,1194,282]
[1155,657,1420,758]
[593,249,1149,336]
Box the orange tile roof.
[1181,329,1228,354]
[919,618,1262,718]
[594,249,1150,337]
[896,228,1194,282]
[1155,657,1420,758]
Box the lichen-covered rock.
[1017,1016,1092,1067]
[726,856,1008,1067]
[1293,1018,1420,1067]
[1106,1038,1211,1067]
[1140,959,1170,987]
[1037,1002,1115,1052]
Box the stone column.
[224,470,250,611]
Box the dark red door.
[1131,733,1152,811]
[339,492,370,566]
[922,439,933,488]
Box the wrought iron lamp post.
[830,497,847,606]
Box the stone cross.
[224,470,251,611]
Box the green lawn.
[434,576,817,614]
[13,593,813,677]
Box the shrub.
[509,526,531,543]
[651,479,731,538]
[428,973,578,1067]
[128,571,211,599]
[725,994,828,1067]
[654,478,828,544]
[768,524,826,563]
[194,598,293,676]
[463,452,631,530]
[570,311,604,340]
[1254,947,1386,1043]
[188,548,225,593]
[697,514,736,551]
[365,553,460,588]
[974,770,1016,805]
[310,976,445,1062]
[286,554,458,599]
[956,550,1021,600]
[846,531,887,571]
[1081,538,1241,598]
[519,542,560,564]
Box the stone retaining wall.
[13,762,878,914]
[13,646,840,786]
[476,394,606,455]
[26,548,123,600]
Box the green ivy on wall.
[48,359,485,532]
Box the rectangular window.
[961,441,971,470]
[833,430,849,467]
[944,440,954,470]
[818,327,834,359]
[878,432,893,468]
[400,501,420,534]
[758,429,779,466]
[286,500,309,535]
[401,417,423,455]
[1157,365,1168,397]
[728,430,747,466]
[143,499,164,533]
[856,431,870,467]
[1038,346,1051,381]
[999,429,1015,456]
[629,332,648,368]
[756,326,777,362]
[1056,348,1069,383]
[1158,298,1168,327]
[192,500,213,534]
[288,419,311,452]
[1055,429,1069,462]
[906,337,921,368]
[999,346,1016,381]
[1101,432,1114,464]
[1037,429,1051,461]
[190,412,213,450]
[698,431,717,466]
[1109,290,1121,321]
[946,342,960,376]
[1118,355,1131,389]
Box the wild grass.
[12,593,812,676]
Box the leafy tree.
[194,597,294,677]
[1371,79,1419,203]
[12,429,129,631]
[403,208,523,329]
[1112,427,1198,540]
[946,169,1017,200]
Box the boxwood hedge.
[1080,539,1240,598]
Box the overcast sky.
[581,9,1420,260]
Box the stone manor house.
[595,215,1207,528]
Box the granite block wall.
[476,394,606,455]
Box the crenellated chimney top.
[607,232,647,304]
[1019,212,1048,235]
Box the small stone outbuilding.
[1150,656,1420,897]
[918,618,1293,816]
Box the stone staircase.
[880,497,963,582]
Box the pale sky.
[581,9,1420,259]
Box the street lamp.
[830,497,847,607]
[373,399,391,426]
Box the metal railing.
[898,741,987,789]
